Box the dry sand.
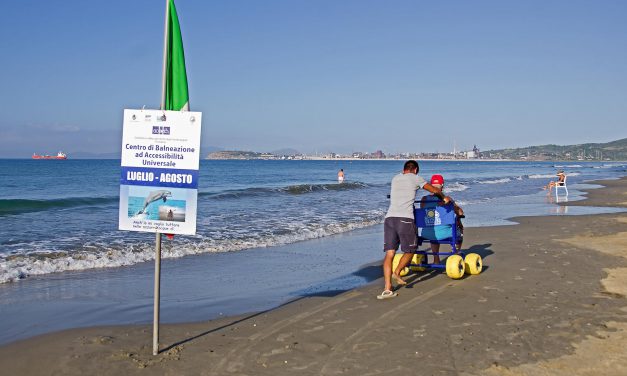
[1,178,627,375]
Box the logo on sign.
[425,209,441,226]
[152,126,171,135]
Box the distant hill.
[483,138,627,161]
[206,148,303,160]
[206,150,269,159]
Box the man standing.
[338,169,345,183]
[378,160,450,299]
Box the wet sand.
[1,178,627,375]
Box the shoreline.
[2,177,627,374]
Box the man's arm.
[422,183,451,204]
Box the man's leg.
[393,252,414,279]
[383,249,397,292]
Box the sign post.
[119,109,201,354]
[153,232,161,355]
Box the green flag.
[163,0,189,111]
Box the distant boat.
[32,151,67,160]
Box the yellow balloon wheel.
[464,253,483,275]
[392,253,410,277]
[445,255,465,279]
[409,254,426,272]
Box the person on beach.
[420,174,465,264]
[378,160,451,300]
[543,170,566,190]
[338,169,345,183]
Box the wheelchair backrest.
[414,203,457,228]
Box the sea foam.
[0,209,385,284]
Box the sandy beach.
[1,177,627,375]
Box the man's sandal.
[376,290,398,300]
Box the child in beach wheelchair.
[419,174,465,264]
[392,174,482,280]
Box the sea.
[1,159,626,285]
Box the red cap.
[430,174,444,185]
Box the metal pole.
[161,0,169,110]
[153,232,162,355]
[153,0,169,357]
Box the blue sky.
[1,0,626,157]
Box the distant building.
[373,150,385,159]
[352,152,364,159]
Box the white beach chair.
[554,175,568,196]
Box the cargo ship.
[32,152,67,160]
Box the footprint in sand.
[346,303,369,311]
[352,341,386,352]
[300,342,331,352]
[303,325,325,333]
[483,286,505,292]
[276,332,293,342]
[327,319,347,324]
[413,328,426,338]
[450,333,464,345]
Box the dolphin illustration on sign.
[137,190,172,215]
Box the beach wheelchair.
[392,200,483,279]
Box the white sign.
[119,109,202,235]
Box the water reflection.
[546,194,569,214]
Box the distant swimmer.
[338,169,345,183]
[137,190,172,215]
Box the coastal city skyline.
[205,137,626,161]
[1,1,627,158]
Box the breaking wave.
[445,182,468,192]
[0,197,118,217]
[477,178,512,184]
[528,174,556,179]
[0,209,385,284]
[200,181,371,199]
